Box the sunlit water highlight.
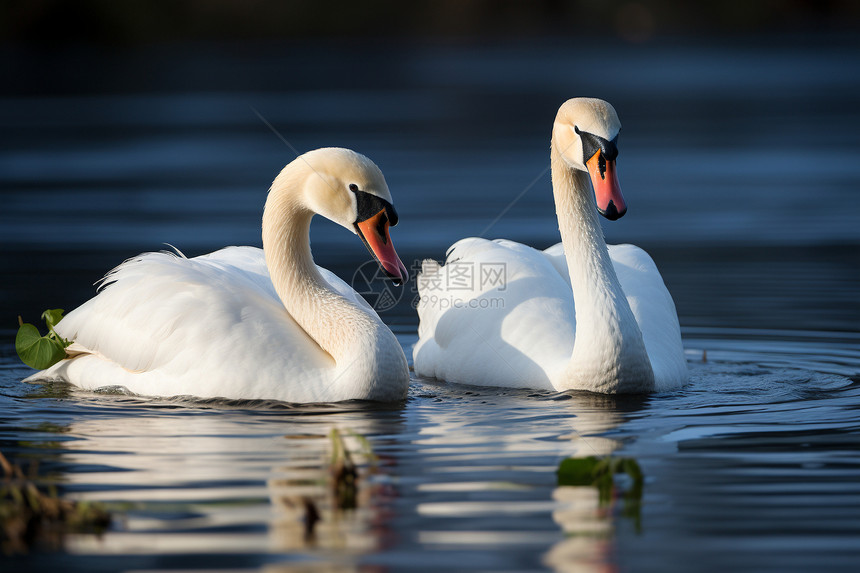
[2,327,859,572]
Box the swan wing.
[608,244,688,390]
[39,246,335,400]
[414,237,575,389]
[541,241,687,390]
[540,242,572,287]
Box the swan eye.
[349,184,359,193]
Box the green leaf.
[16,322,67,370]
[41,309,65,331]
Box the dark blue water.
[2,38,860,571]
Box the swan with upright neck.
[26,148,410,402]
[413,98,687,393]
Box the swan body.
[28,148,410,402]
[414,98,687,393]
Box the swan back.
[51,248,333,398]
[414,238,576,389]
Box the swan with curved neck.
[413,98,687,393]
[27,148,411,402]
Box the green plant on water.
[15,309,71,370]
[556,455,644,531]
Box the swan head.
[288,147,408,285]
[552,98,627,221]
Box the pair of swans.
[27,98,687,401]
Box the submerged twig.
[1,450,111,554]
[329,428,359,510]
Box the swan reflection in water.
[52,398,401,563]
[544,394,645,573]
[267,428,395,555]
[30,385,645,572]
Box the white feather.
[26,148,409,402]
[413,99,687,393]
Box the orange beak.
[586,151,627,221]
[355,209,408,286]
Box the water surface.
[2,37,860,571]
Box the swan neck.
[257,161,408,401]
[261,181,372,365]
[551,144,618,299]
[551,143,654,392]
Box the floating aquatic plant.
[15,309,71,370]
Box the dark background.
[2,0,859,336]
[3,1,859,48]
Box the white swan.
[413,98,687,393]
[27,148,410,402]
